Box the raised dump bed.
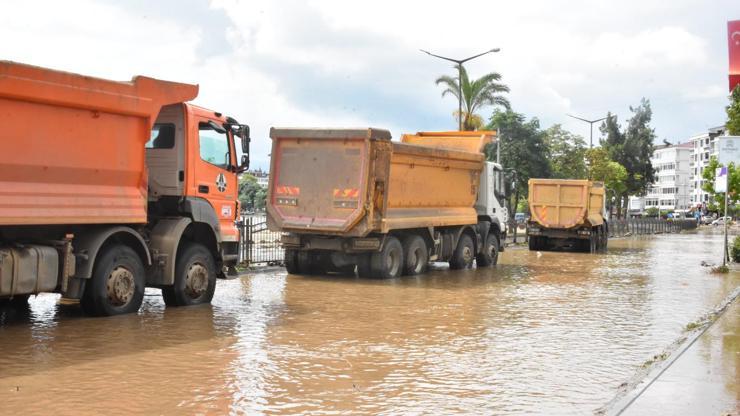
[267,128,510,278]
[0,61,198,225]
[527,178,608,252]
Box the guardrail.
[608,218,697,238]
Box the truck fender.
[73,226,152,280]
[180,197,222,243]
[146,217,192,286]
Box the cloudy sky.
[1,0,736,169]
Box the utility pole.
[566,114,609,148]
[421,48,501,131]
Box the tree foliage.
[701,157,740,210]
[436,64,510,131]
[600,98,655,216]
[543,124,587,179]
[727,85,740,136]
[239,174,266,211]
[585,147,628,210]
[485,109,551,217]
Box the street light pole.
[421,48,501,131]
[566,114,609,148]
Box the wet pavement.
[622,299,739,416]
[0,230,738,415]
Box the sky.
[1,0,737,170]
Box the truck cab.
[475,161,509,239]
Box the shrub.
[732,235,740,263]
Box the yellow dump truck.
[526,179,608,252]
[266,128,510,278]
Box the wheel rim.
[387,248,401,276]
[411,247,424,273]
[488,243,497,259]
[462,245,473,265]
[185,263,209,299]
[106,266,135,307]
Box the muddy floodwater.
[0,230,738,415]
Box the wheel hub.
[185,263,208,299]
[462,246,473,264]
[106,266,135,307]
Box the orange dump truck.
[526,179,608,252]
[0,62,250,315]
[267,128,510,278]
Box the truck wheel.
[476,233,499,267]
[369,236,404,279]
[402,235,428,276]
[601,226,609,251]
[449,234,475,270]
[285,249,301,274]
[162,243,216,307]
[528,236,538,251]
[80,244,145,316]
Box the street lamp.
[421,48,501,131]
[566,113,609,148]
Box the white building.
[689,126,725,208]
[629,142,692,214]
[247,169,270,188]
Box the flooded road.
[0,230,738,415]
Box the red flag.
[729,20,740,91]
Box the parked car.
[515,212,527,224]
[712,216,733,226]
[701,215,714,225]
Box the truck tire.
[601,225,608,251]
[449,234,475,270]
[162,243,217,307]
[476,233,499,267]
[369,236,404,279]
[285,249,301,274]
[80,244,145,316]
[402,235,428,276]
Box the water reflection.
[0,231,736,414]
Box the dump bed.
[528,179,605,229]
[267,128,493,237]
[0,61,198,226]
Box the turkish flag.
[729,20,740,91]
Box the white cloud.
[1,0,735,166]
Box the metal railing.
[608,218,697,238]
[238,216,284,266]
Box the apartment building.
[689,126,725,208]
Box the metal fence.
[238,216,284,265]
[608,218,697,238]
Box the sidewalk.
[621,300,739,415]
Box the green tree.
[601,99,655,217]
[485,109,551,223]
[585,147,628,212]
[701,157,739,211]
[543,124,587,179]
[436,64,510,131]
[239,174,267,211]
[727,85,740,135]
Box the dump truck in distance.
[267,128,509,278]
[0,61,250,315]
[526,179,608,252]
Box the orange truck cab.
[0,61,249,316]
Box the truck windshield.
[199,122,229,168]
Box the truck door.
[191,118,239,241]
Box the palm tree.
[435,64,510,131]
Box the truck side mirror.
[238,124,252,172]
[240,125,250,154]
